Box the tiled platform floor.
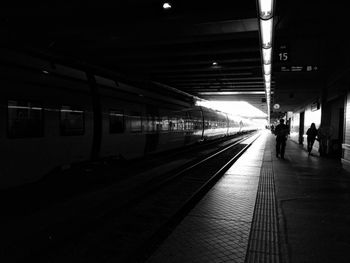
[147,132,267,263]
[146,130,350,263]
[273,134,350,263]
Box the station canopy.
[1,1,345,116]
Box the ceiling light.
[263,64,271,75]
[163,2,172,9]
[262,47,272,64]
[42,70,49,74]
[264,74,271,83]
[212,61,218,66]
[257,0,274,122]
[265,82,271,90]
[258,0,274,19]
[260,18,273,49]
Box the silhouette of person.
[306,123,318,155]
[274,119,289,159]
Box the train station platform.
[146,130,350,263]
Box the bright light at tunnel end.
[196,100,267,119]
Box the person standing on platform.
[274,119,289,159]
[306,123,318,155]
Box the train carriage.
[0,49,257,189]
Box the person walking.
[306,123,318,155]
[274,119,289,159]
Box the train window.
[177,118,185,131]
[155,117,162,131]
[60,106,84,136]
[145,115,156,132]
[184,119,191,130]
[161,116,169,131]
[109,110,124,133]
[7,100,44,138]
[130,112,142,132]
[169,117,177,131]
[205,121,210,128]
[194,119,202,130]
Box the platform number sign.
[277,44,289,62]
[278,52,288,61]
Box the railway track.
[1,131,260,263]
[0,132,253,217]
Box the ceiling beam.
[150,66,259,73]
[80,46,260,60]
[173,82,273,86]
[166,77,265,82]
[169,80,272,85]
[154,72,256,78]
[107,58,261,67]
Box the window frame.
[59,105,85,136]
[109,109,125,134]
[7,100,44,139]
[129,112,142,133]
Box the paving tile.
[147,217,251,263]
[147,132,270,263]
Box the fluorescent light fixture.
[42,70,49,74]
[258,1,274,122]
[198,91,266,95]
[8,106,43,110]
[163,2,172,9]
[262,47,272,64]
[258,0,274,19]
[263,64,271,75]
[260,18,273,49]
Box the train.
[0,48,258,189]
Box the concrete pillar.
[319,81,331,156]
[341,91,350,170]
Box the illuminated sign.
[278,52,288,61]
[276,44,289,62]
[273,104,280,110]
[278,65,319,72]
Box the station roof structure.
[1,1,348,116]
